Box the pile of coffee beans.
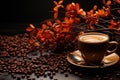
[0,33,120,80]
[0,33,77,80]
[0,53,72,79]
[0,33,32,57]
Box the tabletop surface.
[0,23,120,80]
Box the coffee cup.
[78,32,118,65]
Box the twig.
[111,8,120,11]
[84,28,117,33]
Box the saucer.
[67,50,120,68]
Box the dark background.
[0,0,103,34]
[0,0,103,23]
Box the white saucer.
[67,50,120,68]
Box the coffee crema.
[79,34,108,43]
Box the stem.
[99,18,111,24]
[111,8,120,11]
[84,28,117,33]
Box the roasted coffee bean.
[103,76,109,80]
[11,74,16,79]
[49,75,53,79]
[60,70,64,74]
[109,78,113,80]
[27,78,32,80]
[40,72,44,76]
[96,75,100,78]
[116,73,120,78]
[78,73,83,77]
[65,73,68,77]
[31,78,35,80]
[74,72,79,75]
[28,57,32,60]
[47,72,51,76]
[21,75,25,78]
[8,70,12,73]
[17,77,21,80]
[44,74,47,78]
[52,72,56,75]
[44,67,49,72]
[97,77,102,80]
[55,68,59,72]
[27,75,30,78]
[36,73,40,78]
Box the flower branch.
[26,0,120,52]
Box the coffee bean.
[116,73,120,78]
[109,78,113,80]
[96,75,100,78]
[52,72,56,75]
[27,75,30,78]
[55,68,59,72]
[65,73,68,77]
[11,74,16,79]
[27,78,32,80]
[78,73,83,77]
[44,74,47,78]
[36,73,40,78]
[17,77,21,80]
[49,75,53,79]
[97,77,102,80]
[103,76,109,80]
[74,72,79,75]
[21,75,25,78]
[68,69,72,73]
[47,72,51,76]
[28,57,32,60]
[31,78,35,80]
[60,70,64,74]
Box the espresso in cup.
[78,32,118,65]
[79,34,108,43]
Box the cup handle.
[107,41,118,54]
